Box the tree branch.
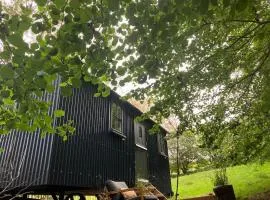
[229,19,270,25]
[227,48,270,93]
[225,24,260,51]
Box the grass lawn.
[171,162,270,199]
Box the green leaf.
[54,0,65,8]
[102,88,110,97]
[31,22,45,34]
[158,0,169,9]
[69,0,80,9]
[80,10,91,23]
[100,75,108,82]
[35,77,47,89]
[83,75,92,82]
[0,51,11,60]
[44,115,52,125]
[116,67,126,76]
[257,32,265,41]
[71,77,81,88]
[229,3,236,17]
[175,0,184,9]
[119,79,125,86]
[3,98,14,105]
[108,0,119,10]
[7,119,17,129]
[8,16,20,32]
[46,84,55,93]
[0,90,10,98]
[94,92,101,97]
[36,0,47,6]
[61,85,73,96]
[63,135,68,141]
[40,131,47,138]
[7,34,27,48]
[54,109,65,117]
[6,80,14,87]
[211,0,218,6]
[137,74,147,84]
[48,48,58,56]
[0,66,14,80]
[200,0,209,14]
[223,0,230,8]
[236,0,248,12]
[18,17,31,32]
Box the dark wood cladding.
[0,82,171,195]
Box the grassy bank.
[171,162,270,199]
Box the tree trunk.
[181,164,189,175]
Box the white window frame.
[134,122,147,150]
[110,102,125,137]
[157,133,167,156]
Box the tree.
[1,0,270,162]
[126,0,270,164]
[168,131,208,175]
[0,0,129,137]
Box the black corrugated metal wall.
[0,78,61,189]
[148,131,172,195]
[48,84,136,189]
[0,81,171,195]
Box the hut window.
[135,122,147,149]
[111,102,123,135]
[139,127,143,138]
[157,133,167,156]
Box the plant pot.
[213,184,236,200]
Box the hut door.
[135,149,148,180]
[134,122,148,180]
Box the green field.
[171,162,270,199]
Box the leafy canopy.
[125,0,270,164]
[1,0,270,161]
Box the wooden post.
[175,130,180,200]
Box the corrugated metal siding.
[0,80,171,194]
[48,84,136,189]
[148,131,172,195]
[0,78,61,190]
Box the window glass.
[158,133,167,155]
[111,103,123,133]
[139,127,143,138]
[135,122,146,148]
